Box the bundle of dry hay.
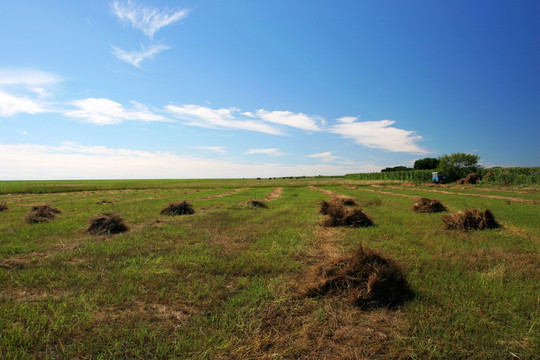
[87,213,129,235]
[96,199,116,205]
[303,247,413,309]
[442,208,500,230]
[248,199,268,208]
[482,171,495,180]
[25,204,62,223]
[319,197,357,215]
[456,173,482,184]
[412,198,447,213]
[320,199,373,227]
[160,201,195,216]
[0,202,8,212]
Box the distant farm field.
[1,178,539,359]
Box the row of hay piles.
[413,198,447,213]
[25,205,62,224]
[302,247,414,309]
[319,197,373,228]
[442,208,500,230]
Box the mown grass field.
[1,178,539,359]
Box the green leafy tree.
[437,153,481,181]
[414,157,439,170]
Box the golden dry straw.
[442,208,500,230]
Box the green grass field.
[1,179,538,359]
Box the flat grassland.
[1,178,538,359]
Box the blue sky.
[1,0,538,179]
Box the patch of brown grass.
[248,199,268,208]
[302,247,413,310]
[0,202,8,212]
[412,197,447,213]
[230,299,409,359]
[87,213,129,235]
[160,201,195,216]
[25,204,62,223]
[442,208,500,230]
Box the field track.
[343,184,536,203]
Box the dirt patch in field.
[412,198,447,213]
[0,289,64,303]
[442,208,500,230]
[25,204,62,223]
[0,258,28,270]
[160,201,195,216]
[265,187,283,201]
[87,213,129,235]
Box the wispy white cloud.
[255,110,323,131]
[331,117,427,154]
[166,104,284,135]
[0,69,61,87]
[245,148,286,156]
[64,98,167,125]
[111,0,189,39]
[0,69,61,116]
[0,90,46,116]
[306,151,338,162]
[0,143,370,180]
[195,146,226,154]
[167,104,326,135]
[112,44,171,67]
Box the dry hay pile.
[0,202,8,212]
[248,199,268,208]
[87,213,129,235]
[319,197,357,215]
[442,208,500,230]
[160,201,195,216]
[412,198,447,213]
[25,204,62,223]
[482,171,495,180]
[320,198,373,227]
[456,172,482,184]
[303,247,413,309]
[96,199,116,205]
